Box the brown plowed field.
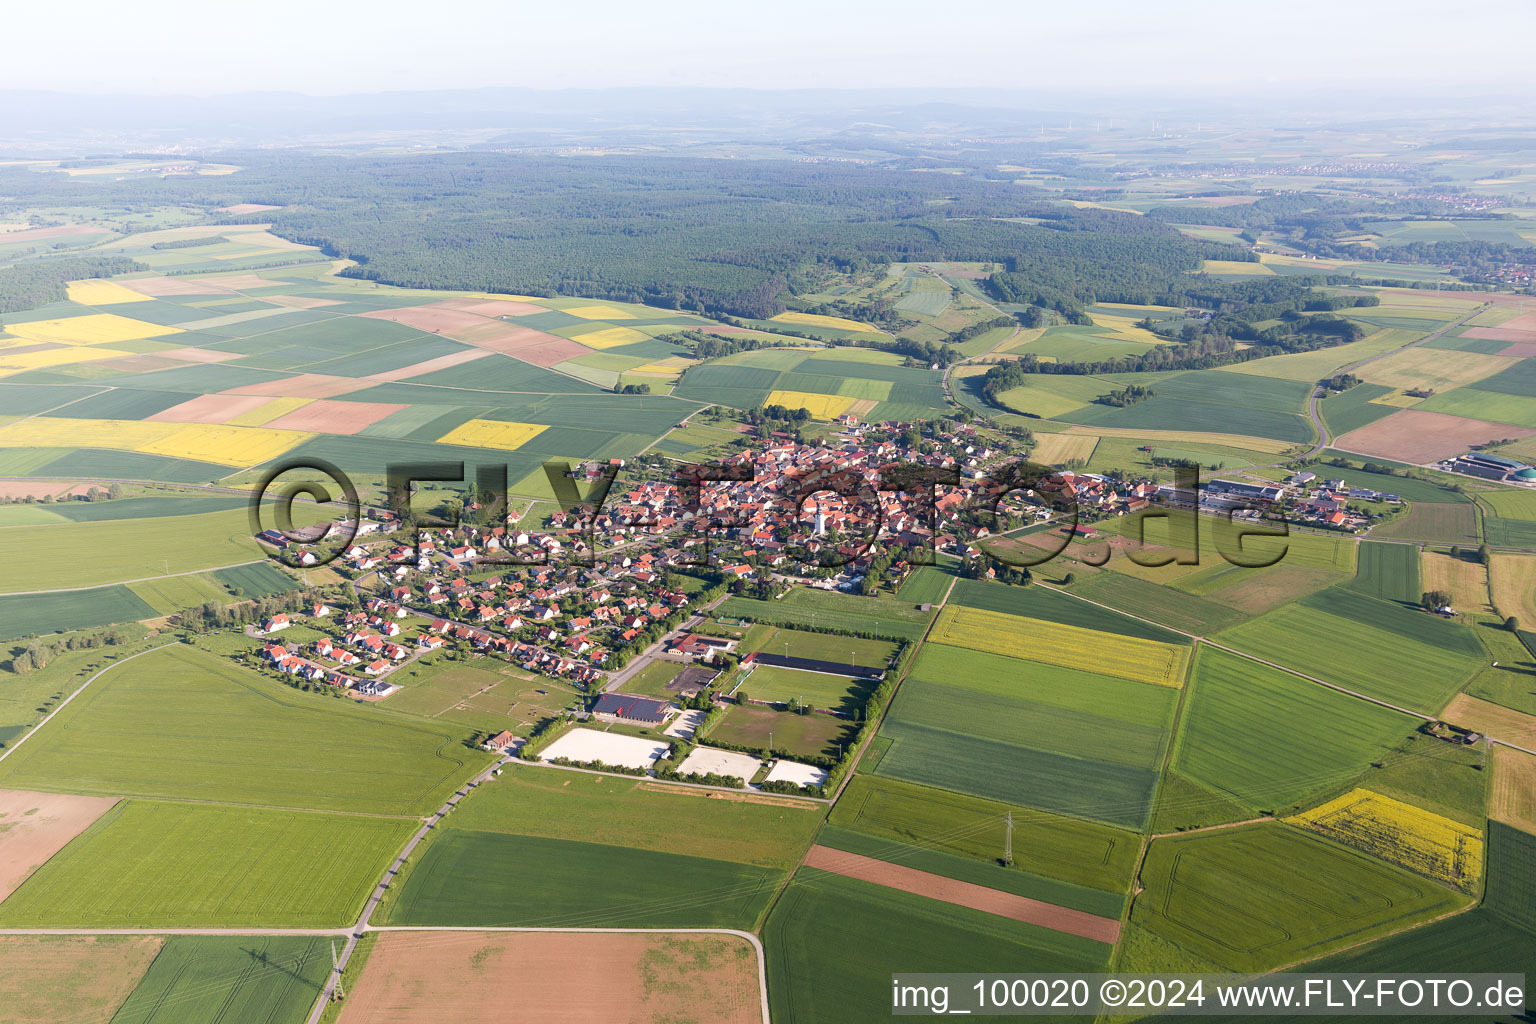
[221,373,373,399]
[339,931,762,1024]
[1335,409,1536,462]
[153,346,243,363]
[360,305,589,365]
[802,845,1120,943]
[0,935,162,1024]
[0,790,120,901]
[364,348,489,382]
[1465,327,1536,344]
[148,394,275,423]
[123,276,234,297]
[264,399,406,434]
[1499,343,1536,358]
[435,297,549,317]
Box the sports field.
[0,644,485,815]
[740,664,875,712]
[708,700,857,760]
[381,829,781,930]
[0,800,410,927]
[1133,823,1470,972]
[443,767,820,868]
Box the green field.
[0,585,157,641]
[0,800,410,927]
[109,936,331,1024]
[1133,823,1470,972]
[741,664,876,713]
[0,644,486,814]
[125,572,235,614]
[743,624,899,666]
[708,700,856,761]
[0,508,289,593]
[1344,541,1421,605]
[830,775,1139,894]
[765,868,1109,1024]
[443,767,821,868]
[1067,572,1245,635]
[1484,821,1536,934]
[1300,586,1484,657]
[815,824,1124,918]
[381,829,781,929]
[718,586,933,640]
[896,565,954,605]
[1172,647,1419,814]
[1213,601,1483,712]
[948,577,1190,643]
[211,561,303,597]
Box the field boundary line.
[0,558,266,596]
[0,640,178,766]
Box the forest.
[0,154,1255,318]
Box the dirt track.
[802,845,1121,944]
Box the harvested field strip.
[931,605,1190,687]
[1029,432,1099,465]
[802,845,1121,942]
[1489,553,1536,629]
[1490,746,1536,833]
[1420,550,1492,616]
[1440,693,1536,750]
[1287,788,1483,890]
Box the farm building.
[1446,451,1533,481]
[667,666,720,696]
[483,730,517,752]
[591,692,673,726]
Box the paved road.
[1275,301,1492,466]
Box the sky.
[7,0,1536,97]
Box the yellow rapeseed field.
[0,346,137,376]
[770,311,877,332]
[572,326,649,349]
[763,390,857,420]
[1288,788,1482,890]
[5,313,182,346]
[137,424,312,466]
[436,418,548,451]
[224,397,314,427]
[0,417,178,451]
[0,417,309,467]
[65,280,153,305]
[931,605,1189,688]
[563,305,639,320]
